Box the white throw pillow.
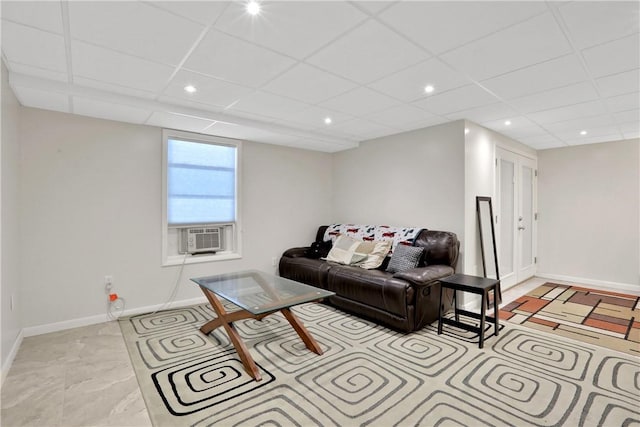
[324,235,368,265]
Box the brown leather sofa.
[279,226,459,332]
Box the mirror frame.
[476,196,500,280]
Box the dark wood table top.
[440,273,499,291]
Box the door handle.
[518,226,525,230]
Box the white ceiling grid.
[1,0,638,152]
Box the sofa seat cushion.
[327,265,412,317]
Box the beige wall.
[332,121,466,269]
[1,61,22,372]
[18,108,332,328]
[537,139,639,286]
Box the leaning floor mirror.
[476,196,501,307]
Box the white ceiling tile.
[604,93,640,113]
[319,86,401,116]
[202,121,251,140]
[595,68,640,97]
[68,1,203,66]
[150,1,229,26]
[184,29,296,87]
[379,1,547,54]
[562,131,622,145]
[262,63,357,104]
[7,62,68,82]
[214,2,367,59]
[74,77,158,101]
[518,133,564,150]
[558,1,640,50]
[12,86,69,112]
[1,21,67,73]
[306,19,428,84]
[163,70,253,109]
[227,91,311,121]
[72,41,174,93]
[509,81,599,113]
[147,111,216,132]
[156,95,224,114]
[72,96,150,124]
[1,1,63,34]
[581,33,640,78]
[368,57,471,102]
[284,105,353,128]
[364,104,438,128]
[527,100,608,125]
[500,125,550,140]
[446,102,517,124]
[414,84,499,115]
[481,54,588,100]
[545,114,617,133]
[482,117,540,134]
[613,109,639,124]
[441,13,572,81]
[222,109,277,124]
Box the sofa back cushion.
[315,226,459,269]
[414,230,459,268]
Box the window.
[162,130,242,265]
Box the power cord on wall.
[147,252,189,316]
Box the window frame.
[161,129,242,266]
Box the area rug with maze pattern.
[119,301,639,426]
[499,283,639,356]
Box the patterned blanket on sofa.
[323,224,423,253]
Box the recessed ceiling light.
[324,117,332,125]
[246,1,261,15]
[504,120,511,126]
[184,85,197,93]
[580,130,588,135]
[424,85,435,94]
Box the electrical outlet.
[104,275,113,293]
[271,257,277,267]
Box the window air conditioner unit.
[179,226,223,254]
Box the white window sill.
[162,252,242,267]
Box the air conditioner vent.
[179,226,223,254]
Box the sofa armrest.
[392,265,454,287]
[282,247,309,258]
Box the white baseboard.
[536,273,639,294]
[22,296,207,338]
[1,329,24,386]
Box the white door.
[496,148,537,289]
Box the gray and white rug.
[119,302,640,426]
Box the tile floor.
[1,276,635,426]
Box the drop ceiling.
[1,1,638,152]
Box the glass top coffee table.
[191,270,334,381]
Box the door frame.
[495,147,538,289]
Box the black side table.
[437,273,501,349]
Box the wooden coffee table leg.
[281,308,323,354]
[200,287,262,381]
